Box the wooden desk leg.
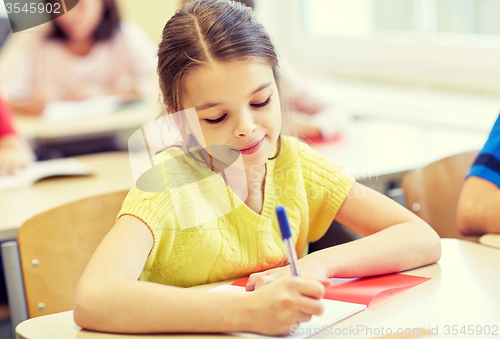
[1,241,28,338]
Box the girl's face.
[55,0,104,41]
[181,60,282,172]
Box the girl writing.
[74,0,440,335]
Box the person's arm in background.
[0,135,35,175]
[0,97,35,175]
[456,114,500,235]
[117,21,159,105]
[457,176,500,235]
[6,95,47,116]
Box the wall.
[117,0,178,44]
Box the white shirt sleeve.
[119,20,159,102]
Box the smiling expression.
[180,60,282,172]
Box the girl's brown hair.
[157,0,287,159]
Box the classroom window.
[304,0,415,36]
[256,0,500,93]
[303,0,500,38]
[436,0,500,35]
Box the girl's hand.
[246,253,332,291]
[243,277,326,336]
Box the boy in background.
[457,114,500,235]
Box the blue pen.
[276,206,301,276]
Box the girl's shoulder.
[278,135,321,161]
[273,135,320,176]
[122,148,199,216]
[277,135,350,180]
[133,147,211,191]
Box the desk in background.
[14,103,154,142]
[313,120,487,192]
[309,76,500,134]
[14,103,157,159]
[15,239,500,339]
[0,152,133,242]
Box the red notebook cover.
[232,273,430,307]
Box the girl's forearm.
[74,280,250,333]
[311,222,441,278]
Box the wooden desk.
[0,152,134,241]
[479,234,500,249]
[14,104,154,141]
[313,120,487,179]
[15,239,500,339]
[312,120,488,193]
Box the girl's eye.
[205,114,227,125]
[251,96,271,108]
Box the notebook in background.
[209,284,366,339]
[42,96,125,121]
[0,158,92,191]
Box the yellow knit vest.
[118,136,354,287]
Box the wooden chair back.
[17,190,128,318]
[402,151,480,242]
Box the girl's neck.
[243,164,266,214]
[200,150,267,213]
[246,164,266,187]
[65,39,95,56]
[219,162,267,203]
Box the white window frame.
[255,0,500,93]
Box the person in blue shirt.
[457,114,500,235]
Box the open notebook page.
[209,284,366,339]
[0,158,91,191]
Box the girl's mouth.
[239,137,265,155]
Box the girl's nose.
[235,111,257,137]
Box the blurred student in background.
[179,0,350,141]
[457,114,500,235]
[0,95,34,175]
[281,60,350,140]
[0,0,157,116]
